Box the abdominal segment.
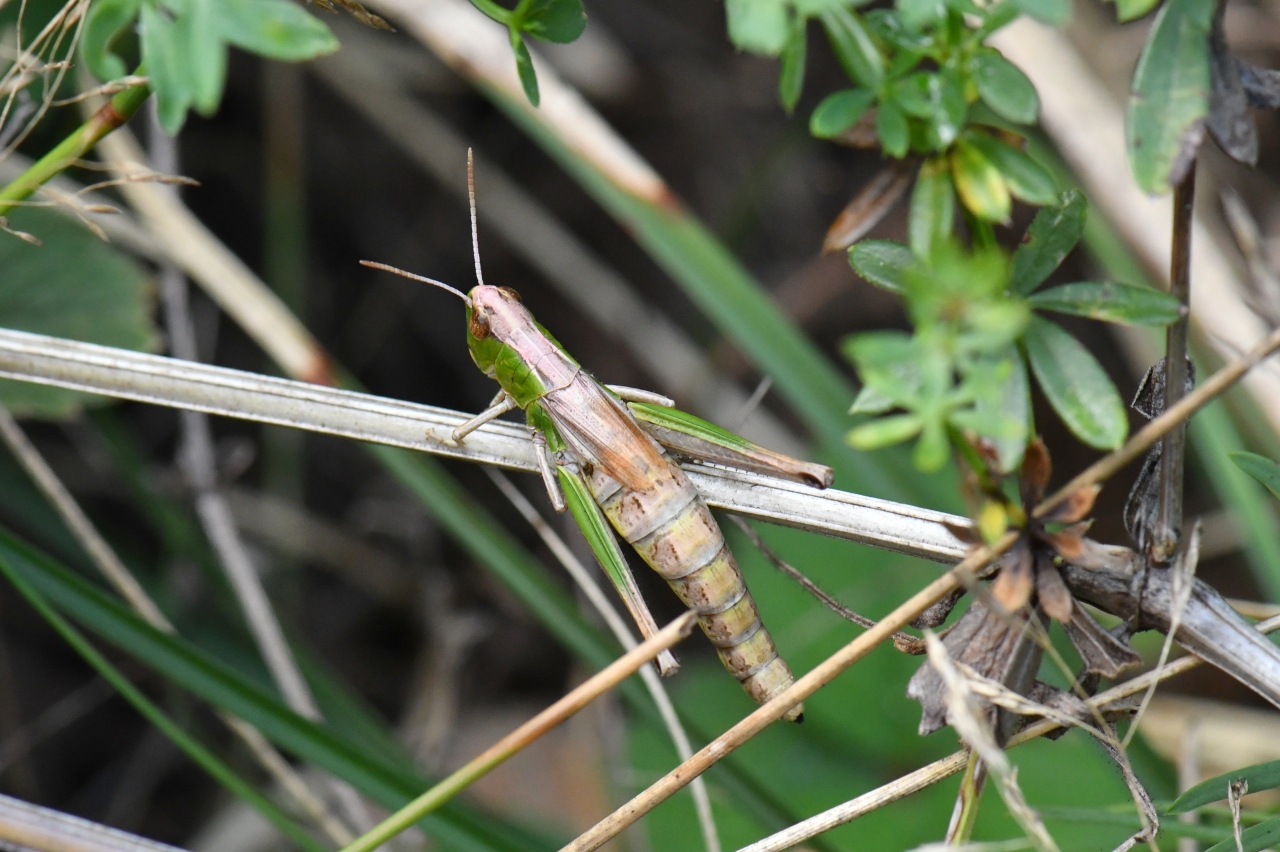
[587,461,802,722]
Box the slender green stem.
[1154,163,1196,562]
[467,0,512,25]
[0,76,151,216]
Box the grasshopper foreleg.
[452,391,518,443]
[530,430,567,513]
[606,385,675,408]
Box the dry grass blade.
[340,611,699,852]
[924,634,1058,852]
[0,326,973,558]
[0,790,190,852]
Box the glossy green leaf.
[219,0,339,60]
[964,132,1057,205]
[1230,452,1280,501]
[1011,189,1086,294]
[1127,0,1214,192]
[140,2,193,133]
[908,156,955,257]
[876,98,909,157]
[0,209,155,418]
[849,239,913,294]
[847,413,924,449]
[972,48,1039,125]
[1023,316,1127,449]
[778,19,807,112]
[516,0,586,43]
[1029,281,1183,325]
[820,7,884,88]
[726,0,789,55]
[1116,0,1162,22]
[810,88,875,138]
[1205,819,1280,852]
[950,137,1011,223]
[80,0,141,81]
[1169,758,1280,813]
[896,0,946,31]
[1012,0,1071,24]
[510,30,540,106]
[894,72,967,148]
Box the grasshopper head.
[465,284,526,374]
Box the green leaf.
[950,137,1011,223]
[896,0,946,31]
[964,132,1057,205]
[971,48,1039,125]
[913,416,949,471]
[876,98,909,157]
[1169,758,1280,813]
[849,384,897,415]
[1011,189,1086,294]
[140,2,193,133]
[186,0,226,113]
[0,209,155,418]
[908,156,955,258]
[726,0,789,55]
[971,348,1030,472]
[847,413,923,449]
[1023,316,1127,449]
[1127,0,1214,192]
[1029,281,1184,325]
[778,19,807,112]
[80,0,141,81]
[894,72,967,148]
[820,7,884,88]
[849,239,913,294]
[1116,0,1162,22]
[1012,0,1071,24]
[517,0,586,43]
[810,88,875,138]
[510,30,540,106]
[1230,453,1280,501]
[1205,819,1280,852]
[219,0,339,60]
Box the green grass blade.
[0,544,329,852]
[0,523,556,851]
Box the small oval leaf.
[847,413,924,449]
[876,99,910,157]
[1028,281,1184,326]
[820,7,884,88]
[908,156,955,258]
[1230,452,1280,501]
[1011,189,1087,294]
[810,88,876,138]
[849,239,913,294]
[1023,316,1127,449]
[964,132,1058,205]
[972,48,1039,125]
[950,138,1011,223]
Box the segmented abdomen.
[586,461,801,721]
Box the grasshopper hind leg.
[452,391,518,443]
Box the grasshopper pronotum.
[362,152,832,721]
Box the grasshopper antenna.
[467,148,486,289]
[359,260,472,306]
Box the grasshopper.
[362,153,832,721]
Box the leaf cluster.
[846,191,1182,471]
[468,0,587,106]
[81,0,341,133]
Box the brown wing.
[542,376,669,492]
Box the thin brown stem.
[1155,164,1196,563]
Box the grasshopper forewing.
[361,152,833,721]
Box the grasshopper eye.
[498,287,522,303]
[469,309,491,341]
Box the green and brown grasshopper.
[363,154,832,721]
